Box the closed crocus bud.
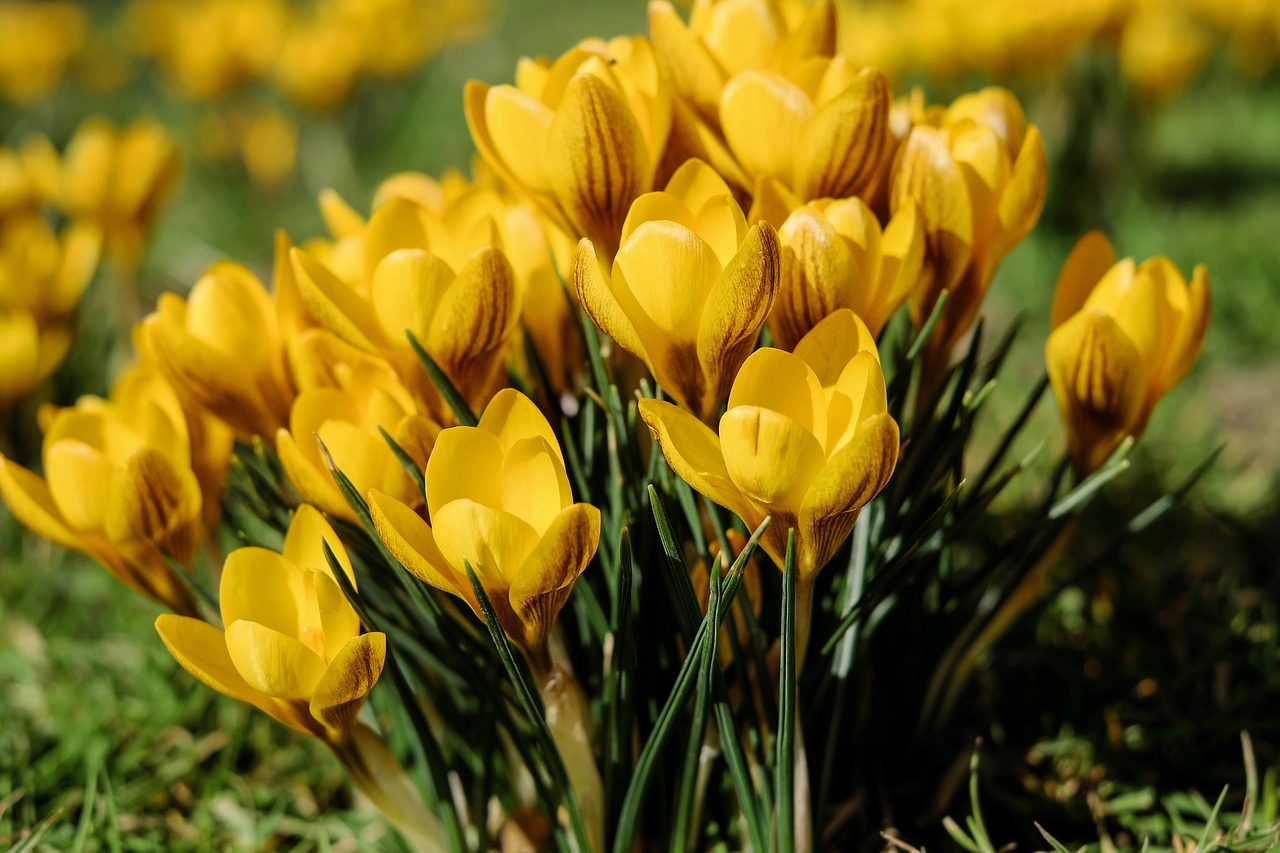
[369,389,600,664]
[141,261,294,440]
[156,505,386,743]
[465,37,672,258]
[0,215,101,405]
[574,159,781,422]
[771,196,923,349]
[892,87,1047,368]
[289,194,520,422]
[0,364,204,614]
[640,309,899,656]
[719,56,892,203]
[58,117,179,269]
[277,363,439,522]
[1047,232,1210,476]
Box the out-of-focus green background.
[2,0,1279,849]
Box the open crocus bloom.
[369,389,600,665]
[156,505,386,744]
[1047,231,1210,476]
[574,158,780,423]
[0,363,204,614]
[771,195,923,349]
[465,37,672,259]
[640,309,899,583]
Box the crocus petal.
[1050,231,1116,330]
[478,387,565,463]
[426,246,518,407]
[277,428,350,520]
[484,85,556,193]
[106,446,201,564]
[432,499,541,589]
[501,436,574,534]
[720,71,813,186]
[225,620,327,700]
[509,503,601,648]
[283,503,354,584]
[720,406,826,511]
[45,440,113,531]
[310,632,386,737]
[649,0,726,125]
[1161,264,1210,393]
[728,348,826,445]
[773,206,852,351]
[547,73,648,257]
[370,248,452,349]
[990,125,1048,272]
[290,248,384,353]
[795,67,890,201]
[314,570,361,661]
[368,490,464,597]
[573,238,650,366]
[695,222,781,418]
[797,411,899,579]
[363,197,432,284]
[639,398,747,518]
[425,427,505,517]
[792,309,879,390]
[0,455,83,549]
[220,547,307,637]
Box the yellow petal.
[501,436,573,534]
[573,238,650,365]
[1046,311,1145,476]
[0,455,83,549]
[1161,264,1209,393]
[363,197,432,284]
[316,420,399,513]
[990,125,1048,272]
[283,503,354,584]
[509,503,601,648]
[696,222,781,419]
[220,547,308,636]
[615,219,722,355]
[1050,231,1116,330]
[745,175,803,232]
[370,248,454,349]
[773,205,852,351]
[155,615,296,723]
[824,350,888,455]
[106,447,201,564]
[45,440,113,531]
[728,347,826,444]
[547,73,648,257]
[432,499,541,589]
[639,398,747,518]
[426,246,518,408]
[795,67,890,200]
[792,309,879,390]
[277,428,350,520]
[484,84,555,192]
[720,406,826,511]
[290,248,383,353]
[368,490,463,596]
[649,0,726,125]
[425,426,504,517]
[720,70,813,186]
[478,387,564,464]
[310,632,386,737]
[797,411,899,579]
[225,619,327,700]
[868,201,924,337]
[314,571,361,662]
[318,189,365,240]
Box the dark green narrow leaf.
[405,330,478,427]
[906,289,950,362]
[377,425,426,497]
[1048,437,1135,519]
[604,528,636,835]
[463,561,593,853]
[611,516,771,853]
[775,529,798,853]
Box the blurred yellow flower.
[1047,232,1210,475]
[53,117,181,269]
[156,504,384,742]
[770,196,923,349]
[0,364,207,614]
[369,388,600,666]
[891,87,1047,367]
[0,1,88,103]
[0,214,101,405]
[1119,2,1211,104]
[573,159,780,422]
[140,261,294,439]
[466,37,672,258]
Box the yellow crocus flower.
[54,117,180,269]
[639,309,899,655]
[573,159,781,422]
[0,215,101,405]
[368,388,600,666]
[140,260,294,439]
[0,364,204,614]
[465,37,672,258]
[0,1,88,104]
[290,209,519,422]
[719,55,892,203]
[155,505,383,742]
[770,196,923,349]
[1047,232,1210,476]
[891,87,1047,368]
[277,362,439,522]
